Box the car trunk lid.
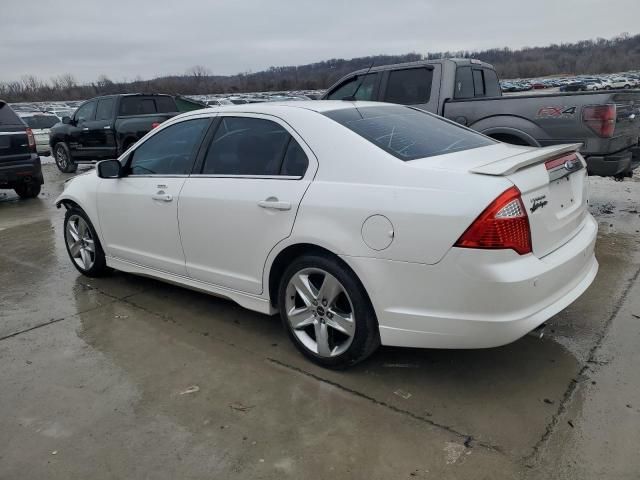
[470,143,588,258]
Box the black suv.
[0,101,43,198]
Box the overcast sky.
[2,0,639,83]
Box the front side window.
[96,98,115,121]
[75,101,96,122]
[327,74,377,101]
[128,118,209,175]
[202,116,307,176]
[324,105,495,161]
[384,68,432,104]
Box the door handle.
[258,198,291,211]
[82,127,89,131]
[104,126,111,130]
[151,193,173,202]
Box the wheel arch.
[266,242,374,312]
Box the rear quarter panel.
[280,111,513,265]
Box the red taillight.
[151,122,160,129]
[455,186,532,255]
[25,128,36,151]
[582,104,616,138]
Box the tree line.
[2,33,639,103]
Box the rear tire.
[14,182,41,199]
[278,253,380,369]
[64,207,110,277]
[54,142,77,173]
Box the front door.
[179,114,316,294]
[82,97,117,160]
[97,117,211,275]
[69,100,97,159]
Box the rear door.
[82,97,117,159]
[0,103,30,164]
[178,114,317,294]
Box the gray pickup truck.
[322,58,640,178]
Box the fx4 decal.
[536,106,577,119]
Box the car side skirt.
[107,256,276,315]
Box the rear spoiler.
[469,143,583,176]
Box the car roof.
[189,100,387,116]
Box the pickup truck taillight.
[26,128,36,151]
[582,104,616,138]
[151,122,161,129]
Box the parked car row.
[502,71,640,93]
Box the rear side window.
[454,67,474,99]
[324,105,494,161]
[202,116,305,176]
[96,98,115,121]
[473,69,485,96]
[326,74,377,101]
[281,139,309,176]
[0,104,23,125]
[483,69,501,97]
[128,118,209,175]
[384,68,432,104]
[119,97,157,116]
[156,96,177,113]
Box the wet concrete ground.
[1,164,639,479]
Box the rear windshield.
[323,105,494,160]
[21,115,59,129]
[118,96,177,116]
[0,103,22,126]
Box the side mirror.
[62,116,71,124]
[97,159,122,179]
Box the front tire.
[14,182,41,199]
[278,254,380,369]
[64,207,110,277]
[54,142,77,173]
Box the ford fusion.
[56,101,598,368]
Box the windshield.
[323,105,495,160]
[21,115,59,129]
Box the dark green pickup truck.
[49,93,204,173]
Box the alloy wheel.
[65,215,95,271]
[56,146,68,170]
[284,268,356,357]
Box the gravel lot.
[1,164,639,479]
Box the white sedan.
[56,101,598,368]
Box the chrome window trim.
[188,174,303,180]
[126,174,190,178]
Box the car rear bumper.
[343,214,598,349]
[0,154,44,186]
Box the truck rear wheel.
[54,142,77,173]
